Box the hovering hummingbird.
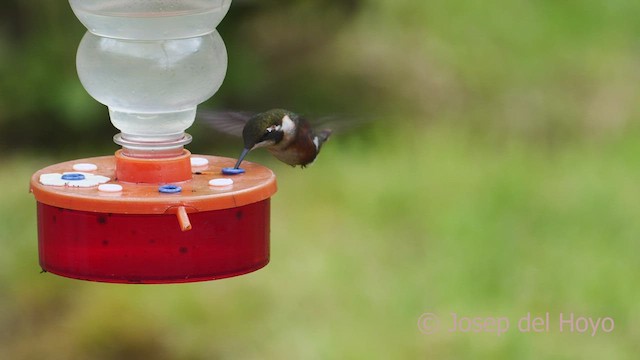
[200,109,333,169]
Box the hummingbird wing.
[199,109,373,138]
[197,110,255,137]
[312,114,372,135]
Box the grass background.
[1,0,640,358]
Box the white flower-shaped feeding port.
[39,172,111,188]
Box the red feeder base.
[30,153,277,284]
[37,201,269,283]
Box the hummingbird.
[200,109,333,168]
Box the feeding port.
[29,1,277,283]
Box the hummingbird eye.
[258,126,284,144]
[266,125,280,133]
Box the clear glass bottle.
[69,0,231,157]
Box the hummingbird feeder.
[29,0,277,284]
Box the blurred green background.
[1,0,640,358]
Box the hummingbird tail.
[234,148,250,169]
[314,129,333,151]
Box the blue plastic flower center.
[158,184,182,193]
[222,167,245,175]
[61,173,86,181]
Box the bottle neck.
[114,133,192,159]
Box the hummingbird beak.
[234,148,250,169]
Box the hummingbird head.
[234,109,295,168]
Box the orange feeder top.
[30,152,277,218]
